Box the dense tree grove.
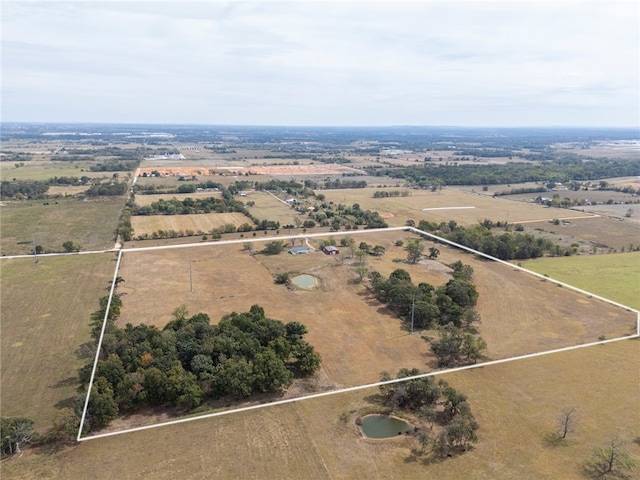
[379,369,479,457]
[79,301,320,431]
[0,180,49,199]
[417,220,569,259]
[134,196,246,216]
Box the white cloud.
[2,1,638,126]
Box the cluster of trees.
[368,262,486,366]
[378,369,479,457]
[368,264,479,331]
[1,417,36,456]
[417,220,569,260]
[134,196,245,216]
[0,180,49,199]
[367,158,640,187]
[493,186,548,196]
[85,181,128,197]
[89,160,139,172]
[79,301,320,431]
[305,202,388,230]
[373,190,410,198]
[323,178,367,189]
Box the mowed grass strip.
[522,252,640,310]
[319,187,584,227]
[0,254,116,428]
[0,196,125,255]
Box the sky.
[2,0,639,127]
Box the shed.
[290,246,309,255]
[322,245,339,255]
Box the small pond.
[361,415,411,439]
[291,274,317,288]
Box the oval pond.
[291,274,317,288]
[361,415,411,439]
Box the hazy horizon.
[2,1,639,128]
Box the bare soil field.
[0,254,115,429]
[130,212,250,237]
[115,232,635,388]
[4,340,637,480]
[320,187,586,227]
[522,216,640,251]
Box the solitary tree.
[405,239,424,264]
[428,247,440,259]
[557,406,577,440]
[585,437,636,479]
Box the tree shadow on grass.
[542,431,569,448]
[49,376,77,389]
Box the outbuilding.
[322,245,339,255]
[290,246,309,255]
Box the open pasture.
[522,216,640,251]
[320,187,585,227]
[522,252,640,310]
[115,231,635,388]
[0,196,124,255]
[4,339,637,480]
[0,160,111,182]
[130,212,250,238]
[0,254,115,429]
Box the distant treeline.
[367,158,640,186]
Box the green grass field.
[522,252,640,310]
[0,254,115,429]
[1,196,126,255]
[0,161,110,182]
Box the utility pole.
[32,235,38,264]
[410,293,415,334]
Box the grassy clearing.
[320,187,583,227]
[0,254,115,429]
[522,252,640,310]
[0,196,125,255]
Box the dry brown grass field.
[523,216,640,251]
[133,191,222,207]
[3,340,637,480]
[130,212,250,237]
[0,254,115,428]
[115,231,635,390]
[320,187,590,227]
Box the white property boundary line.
[77,227,640,441]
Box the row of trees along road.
[78,300,320,432]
